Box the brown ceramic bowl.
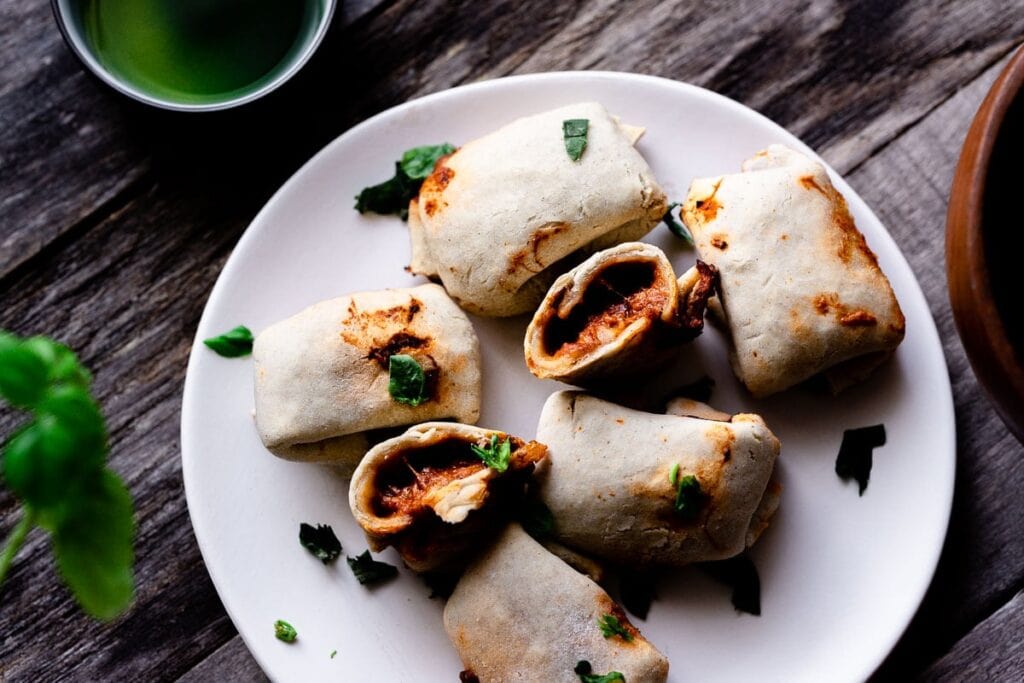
[947,44,1024,443]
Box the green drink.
[57,0,331,109]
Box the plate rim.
[180,70,956,682]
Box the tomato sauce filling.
[542,261,668,359]
[372,439,487,518]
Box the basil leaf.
[347,550,398,585]
[662,202,693,244]
[574,660,625,683]
[400,143,456,180]
[597,613,634,642]
[388,354,428,406]
[274,619,298,642]
[672,474,705,520]
[299,523,342,564]
[701,553,761,616]
[0,343,49,408]
[520,499,554,539]
[355,143,455,219]
[22,337,92,389]
[470,434,511,472]
[203,325,254,358]
[50,469,135,621]
[835,424,886,495]
[563,119,589,161]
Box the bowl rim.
[946,43,1024,440]
[49,0,337,113]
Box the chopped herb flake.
[470,434,511,472]
[203,325,254,358]
[299,523,342,564]
[835,424,885,495]
[563,119,589,161]
[274,619,297,642]
[330,650,337,659]
[574,660,625,683]
[597,613,634,642]
[701,553,761,615]
[520,499,555,539]
[347,550,398,586]
[662,202,693,244]
[668,463,680,487]
[388,354,429,406]
[355,143,455,219]
[672,473,705,520]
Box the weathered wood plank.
[919,590,1024,682]
[3,0,1022,282]
[0,183,251,681]
[842,56,1024,679]
[176,636,267,683]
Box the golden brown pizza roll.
[252,284,481,474]
[535,391,780,566]
[444,524,669,683]
[681,144,905,397]
[409,102,668,317]
[349,423,546,572]
[524,242,718,384]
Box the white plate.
[181,72,954,683]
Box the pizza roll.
[535,392,780,566]
[524,242,718,384]
[681,145,905,397]
[252,284,481,474]
[349,423,546,572]
[444,524,669,683]
[409,102,668,317]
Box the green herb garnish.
[672,473,705,520]
[520,499,554,539]
[347,550,399,585]
[330,649,337,659]
[470,434,511,472]
[597,613,634,642]
[662,202,693,244]
[668,463,680,487]
[203,325,254,358]
[387,354,429,406]
[835,424,885,495]
[563,119,589,161]
[355,143,456,219]
[274,619,297,642]
[574,660,625,683]
[299,523,342,564]
[0,332,134,621]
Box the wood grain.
[0,0,1022,680]
[919,590,1024,681]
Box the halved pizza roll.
[349,423,546,572]
[444,523,669,683]
[681,145,906,397]
[535,392,780,566]
[409,102,668,317]
[252,284,481,474]
[524,242,719,384]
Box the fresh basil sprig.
[355,143,456,219]
[470,434,511,472]
[203,325,254,358]
[563,119,589,161]
[0,331,134,620]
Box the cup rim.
[50,0,337,112]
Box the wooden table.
[1,1,1022,680]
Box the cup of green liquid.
[52,0,335,111]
